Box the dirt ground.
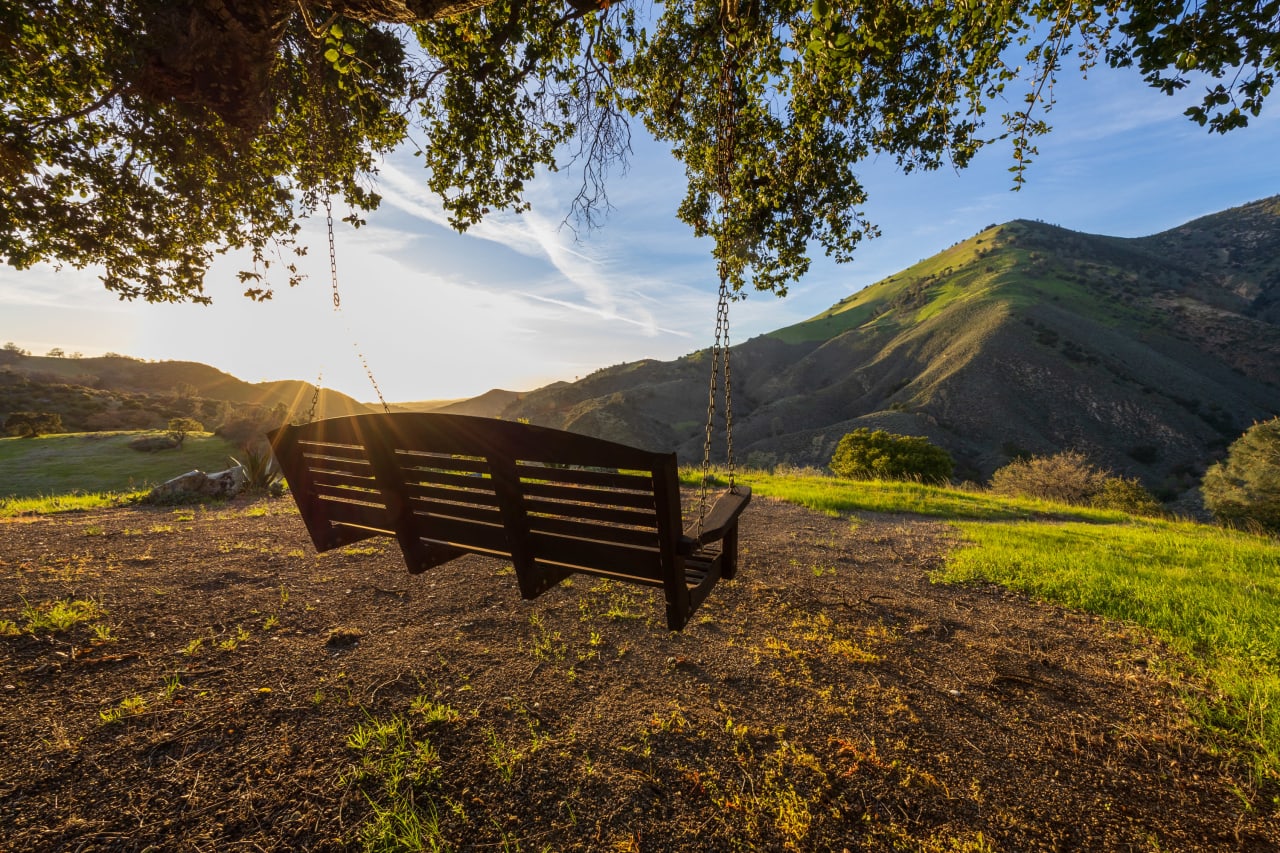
[0,494,1276,852]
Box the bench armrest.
[680,486,751,552]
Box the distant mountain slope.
[433,389,524,418]
[503,197,1280,498]
[0,353,371,422]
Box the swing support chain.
[699,0,742,537]
[321,195,390,416]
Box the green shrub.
[829,428,953,483]
[129,434,179,452]
[234,444,283,494]
[1091,476,1164,516]
[1202,417,1280,534]
[4,411,64,437]
[989,450,1107,504]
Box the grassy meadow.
[0,430,241,504]
[721,469,1280,784]
[5,436,1278,783]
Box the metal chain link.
[698,8,741,536]
[324,196,390,414]
[305,372,322,423]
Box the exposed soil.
[1,494,1275,851]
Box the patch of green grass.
[939,517,1280,781]
[99,695,148,725]
[524,612,566,661]
[21,598,105,633]
[683,468,1126,522]
[217,625,251,652]
[0,491,145,517]
[344,707,455,852]
[487,730,519,782]
[410,697,462,725]
[0,431,239,500]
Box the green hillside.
[505,198,1280,502]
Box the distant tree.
[1202,418,1280,534]
[4,411,64,437]
[166,417,205,447]
[46,347,65,357]
[2,342,30,356]
[990,450,1109,504]
[829,429,954,483]
[216,405,290,451]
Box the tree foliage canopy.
[829,428,954,482]
[1202,417,1280,534]
[2,0,1275,303]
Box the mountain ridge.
[502,197,1280,498]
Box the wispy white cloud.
[0,263,127,310]
[372,158,707,339]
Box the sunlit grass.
[683,467,1127,522]
[939,518,1280,781]
[0,431,239,500]
[0,490,147,517]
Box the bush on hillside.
[129,435,180,452]
[215,405,289,451]
[1091,476,1165,516]
[991,450,1166,513]
[84,409,164,431]
[990,450,1108,504]
[4,411,64,437]
[1202,417,1280,534]
[829,429,954,483]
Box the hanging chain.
[305,372,323,423]
[699,7,741,536]
[326,198,341,310]
[324,196,390,414]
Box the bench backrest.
[269,413,685,590]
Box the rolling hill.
[0,352,373,429]
[503,197,1280,498]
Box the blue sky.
[1,61,1276,403]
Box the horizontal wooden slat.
[307,468,378,490]
[297,440,369,461]
[524,498,656,527]
[404,482,501,507]
[302,454,376,478]
[395,451,490,474]
[526,515,658,549]
[410,515,510,554]
[400,469,495,490]
[527,532,661,580]
[316,497,394,532]
[313,480,383,500]
[516,464,652,491]
[522,481,655,509]
[408,499,503,525]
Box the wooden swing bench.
[268,413,750,631]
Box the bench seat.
[269,413,750,630]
